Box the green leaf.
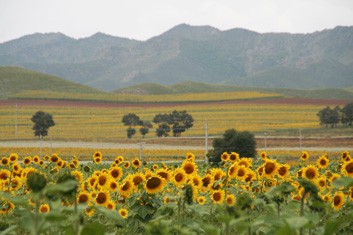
[44,180,77,195]
[332,176,353,188]
[0,225,17,235]
[285,216,309,229]
[80,223,105,235]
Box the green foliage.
[153,110,194,137]
[31,111,55,138]
[211,128,257,162]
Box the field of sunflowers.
[1,150,353,235]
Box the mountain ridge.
[0,24,352,91]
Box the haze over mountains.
[0,24,352,91]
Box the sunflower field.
[1,150,353,235]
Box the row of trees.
[317,102,353,128]
[121,110,194,138]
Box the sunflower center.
[183,164,194,174]
[305,168,316,179]
[334,195,341,206]
[320,159,327,165]
[265,163,276,174]
[133,176,143,185]
[157,172,168,180]
[111,169,121,178]
[96,192,107,204]
[78,194,89,203]
[345,162,353,173]
[99,176,107,186]
[213,192,221,201]
[278,166,287,176]
[237,169,245,177]
[175,173,184,182]
[146,177,161,189]
[122,182,131,191]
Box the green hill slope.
[0,66,103,99]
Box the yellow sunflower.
[109,166,123,181]
[341,160,353,177]
[201,174,214,190]
[235,165,248,181]
[77,191,91,204]
[190,174,203,189]
[115,155,124,164]
[238,158,253,168]
[329,173,341,184]
[123,161,131,169]
[211,168,226,181]
[262,159,278,178]
[97,172,111,189]
[119,179,134,197]
[10,178,22,191]
[229,152,239,162]
[108,180,119,192]
[119,208,128,219]
[33,155,40,164]
[226,194,236,206]
[302,165,319,180]
[1,157,9,166]
[156,168,171,181]
[317,155,329,169]
[221,152,229,162]
[0,169,11,181]
[106,200,116,210]
[228,162,238,178]
[260,151,267,161]
[277,164,290,179]
[145,175,166,194]
[210,189,225,204]
[9,153,19,163]
[182,160,198,176]
[300,151,310,161]
[0,200,15,215]
[130,173,146,187]
[197,196,206,205]
[186,152,195,162]
[341,151,350,161]
[245,170,256,183]
[50,154,59,163]
[315,176,327,190]
[39,204,50,213]
[172,168,187,187]
[332,191,345,211]
[132,158,141,168]
[95,191,110,206]
[23,156,32,166]
[93,157,102,164]
[93,151,103,159]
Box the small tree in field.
[139,121,153,138]
[153,110,194,137]
[211,128,256,163]
[122,113,143,138]
[31,111,55,139]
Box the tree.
[152,110,194,137]
[342,102,353,126]
[317,106,339,128]
[122,113,142,138]
[210,128,257,163]
[139,121,153,138]
[31,111,55,139]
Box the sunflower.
[226,194,236,206]
[0,200,15,214]
[186,152,195,162]
[23,156,32,166]
[332,191,345,211]
[277,164,290,179]
[238,158,253,168]
[156,169,171,181]
[39,204,50,213]
[123,161,131,169]
[329,173,341,184]
[50,154,59,163]
[132,158,141,168]
[1,157,9,166]
[262,159,278,178]
[109,166,123,181]
[341,160,353,177]
[119,179,134,197]
[201,174,214,190]
[0,169,10,181]
[95,191,110,206]
[106,200,116,210]
[229,152,239,162]
[144,168,154,180]
[320,193,331,203]
[77,191,91,204]
[221,152,229,162]
[197,196,206,205]
[260,152,267,161]
[317,155,329,169]
[315,176,327,190]
[190,174,203,189]
[10,178,22,191]
[85,207,95,217]
[72,170,83,183]
[115,155,124,164]
[211,189,225,204]
[228,163,238,178]
[93,157,102,164]
[152,164,159,171]
[97,172,111,189]
[172,168,187,187]
[9,153,19,163]
[211,168,226,181]
[349,187,353,201]
[300,151,310,161]
[341,151,350,161]
[302,165,319,180]
[235,165,248,181]
[131,173,145,187]
[93,151,103,159]
[119,208,128,219]
[245,170,256,183]
[182,160,198,176]
[87,176,98,189]
[33,155,40,164]
[145,175,166,194]
[108,180,119,192]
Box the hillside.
[0,66,103,99]
[0,24,353,91]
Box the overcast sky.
[1,0,353,43]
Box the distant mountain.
[0,66,102,99]
[0,24,352,91]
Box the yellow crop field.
[0,101,326,141]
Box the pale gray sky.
[1,0,353,43]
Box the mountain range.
[0,24,352,91]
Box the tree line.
[317,102,353,128]
[121,110,194,138]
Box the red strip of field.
[0,98,350,108]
